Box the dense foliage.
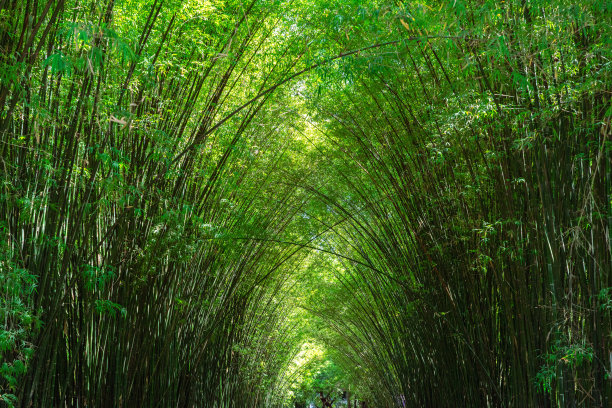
[0,0,610,407]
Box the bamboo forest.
[0,0,610,407]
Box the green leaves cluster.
[0,226,40,404]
